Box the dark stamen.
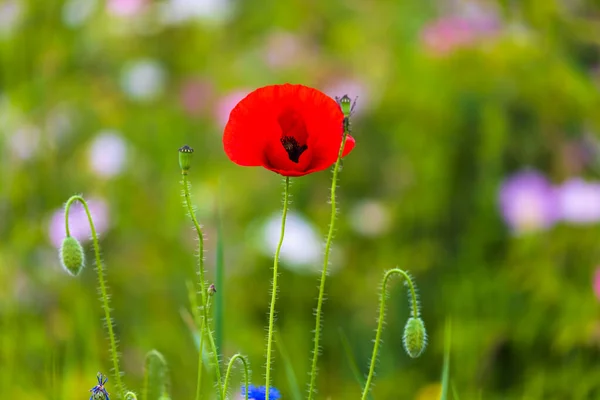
[280,136,308,163]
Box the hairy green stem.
[223,354,250,400]
[265,177,290,400]
[307,130,348,399]
[181,173,222,400]
[361,268,418,400]
[64,195,124,397]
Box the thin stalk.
[223,354,250,400]
[265,177,291,400]
[182,173,223,400]
[361,268,418,400]
[64,195,124,397]
[307,130,348,399]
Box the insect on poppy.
[223,84,356,177]
[89,372,110,400]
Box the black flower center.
[280,136,308,163]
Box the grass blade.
[338,327,372,400]
[274,331,302,400]
[440,319,451,400]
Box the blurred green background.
[2,0,600,399]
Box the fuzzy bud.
[208,283,217,296]
[403,317,427,358]
[178,145,194,172]
[59,236,85,276]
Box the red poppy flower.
[223,84,355,177]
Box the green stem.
[265,177,290,400]
[307,130,348,400]
[361,268,418,400]
[64,195,125,397]
[223,354,250,400]
[182,173,223,400]
[188,280,211,400]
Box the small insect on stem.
[335,95,358,133]
[89,372,110,400]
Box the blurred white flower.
[120,59,166,102]
[159,0,231,25]
[9,124,41,161]
[88,130,128,178]
[261,212,321,272]
[0,0,24,37]
[349,200,391,237]
[62,0,98,28]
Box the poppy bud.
[208,283,217,296]
[179,145,194,172]
[403,317,427,358]
[59,236,85,276]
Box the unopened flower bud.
[179,145,194,172]
[208,283,217,296]
[403,317,427,358]
[59,236,85,276]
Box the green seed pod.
[59,236,85,276]
[178,145,194,172]
[336,94,353,117]
[403,317,427,358]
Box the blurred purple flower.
[88,130,128,178]
[556,178,600,224]
[48,198,109,247]
[594,268,600,301]
[214,89,250,128]
[179,78,214,117]
[421,10,500,56]
[107,0,146,16]
[499,170,559,234]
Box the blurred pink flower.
[48,198,110,247]
[107,0,146,16]
[556,178,600,224]
[263,31,306,69]
[421,11,500,56]
[594,268,600,301]
[498,170,559,234]
[88,130,128,178]
[214,89,250,128]
[323,78,369,116]
[179,78,214,117]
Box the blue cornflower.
[89,372,110,400]
[242,384,281,400]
